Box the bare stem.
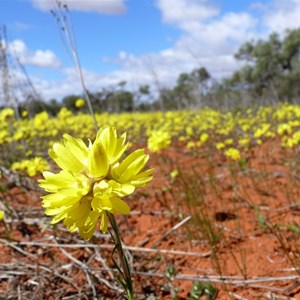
[51,0,98,131]
[107,212,134,300]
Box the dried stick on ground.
[55,239,122,293]
[5,240,212,258]
[152,215,191,248]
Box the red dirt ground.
[1,138,300,299]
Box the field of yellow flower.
[1,103,300,299]
[2,103,300,171]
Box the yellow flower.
[22,110,28,118]
[224,148,241,160]
[224,138,233,145]
[39,126,154,240]
[11,157,49,176]
[0,210,4,220]
[238,137,250,147]
[187,141,195,149]
[186,127,193,136]
[170,169,179,178]
[216,142,225,150]
[75,98,85,108]
[0,108,14,120]
[34,111,49,128]
[277,123,292,136]
[199,132,209,144]
[147,130,171,152]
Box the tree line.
[5,27,300,115]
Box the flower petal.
[88,142,109,178]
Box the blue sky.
[1,0,300,102]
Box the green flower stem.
[107,212,134,300]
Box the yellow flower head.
[277,123,292,136]
[0,107,14,120]
[170,169,179,179]
[39,126,154,240]
[11,157,50,177]
[199,132,209,144]
[34,111,49,128]
[147,130,171,152]
[224,148,241,160]
[216,142,225,150]
[0,210,4,221]
[22,110,28,118]
[75,98,85,108]
[187,141,196,149]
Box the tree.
[171,67,211,109]
[190,67,211,107]
[157,87,178,110]
[135,85,152,110]
[109,90,134,112]
[174,72,193,108]
[226,28,300,104]
[47,98,61,116]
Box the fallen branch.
[55,240,122,293]
[1,240,211,258]
[152,215,191,248]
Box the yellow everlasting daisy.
[39,126,154,240]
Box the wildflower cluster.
[3,103,300,169]
[38,126,154,240]
[11,157,50,177]
[224,148,241,161]
[147,130,171,152]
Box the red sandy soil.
[1,138,300,299]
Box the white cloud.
[260,0,300,33]
[8,39,61,69]
[136,0,258,82]
[157,0,219,31]
[31,0,126,14]
[13,22,33,31]
[118,51,127,60]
